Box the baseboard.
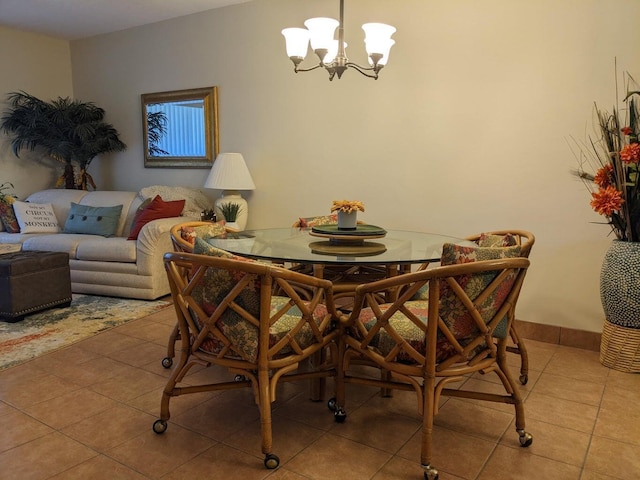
[514,319,601,352]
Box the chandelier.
[281,0,396,81]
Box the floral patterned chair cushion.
[477,232,518,248]
[191,237,329,363]
[355,242,521,364]
[0,195,20,233]
[297,214,338,228]
[180,222,227,245]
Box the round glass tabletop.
[205,228,471,266]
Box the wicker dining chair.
[162,221,227,368]
[331,244,532,480]
[464,229,535,384]
[154,243,340,469]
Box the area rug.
[0,294,171,370]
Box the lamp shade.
[282,27,310,59]
[304,17,339,51]
[204,153,256,191]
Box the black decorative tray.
[310,224,387,237]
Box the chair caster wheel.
[152,419,167,434]
[327,397,337,412]
[423,464,439,480]
[264,453,280,469]
[161,357,173,369]
[519,374,528,385]
[518,430,533,447]
[334,408,347,423]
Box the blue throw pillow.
[63,202,123,237]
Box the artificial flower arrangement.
[330,199,365,214]
[571,72,640,242]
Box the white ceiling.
[0,0,253,40]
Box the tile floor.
[1,306,639,480]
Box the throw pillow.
[63,202,123,237]
[128,195,185,240]
[0,195,20,233]
[11,201,60,233]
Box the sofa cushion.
[25,189,89,230]
[63,203,123,237]
[12,201,60,233]
[75,237,137,262]
[128,195,185,240]
[0,195,20,233]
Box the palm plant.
[146,109,169,156]
[0,91,127,190]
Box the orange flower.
[622,126,633,135]
[593,164,613,188]
[330,200,365,213]
[620,143,640,164]
[590,186,624,216]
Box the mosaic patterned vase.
[600,240,640,329]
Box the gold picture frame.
[142,86,219,168]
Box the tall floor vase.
[599,240,640,372]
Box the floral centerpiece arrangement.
[331,199,365,230]
[330,200,365,214]
[572,73,640,242]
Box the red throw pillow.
[128,195,185,240]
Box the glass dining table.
[206,227,469,266]
[206,227,472,400]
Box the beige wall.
[0,26,73,197]
[4,0,640,332]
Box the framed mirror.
[142,86,219,168]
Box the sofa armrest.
[135,216,198,275]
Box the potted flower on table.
[331,200,365,230]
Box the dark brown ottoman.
[0,251,72,322]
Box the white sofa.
[0,189,197,300]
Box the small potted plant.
[219,202,243,231]
[331,199,365,230]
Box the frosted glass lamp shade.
[282,27,310,59]
[366,38,395,66]
[362,22,396,45]
[304,17,339,51]
[204,153,256,191]
[362,22,396,65]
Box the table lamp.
[204,152,256,231]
